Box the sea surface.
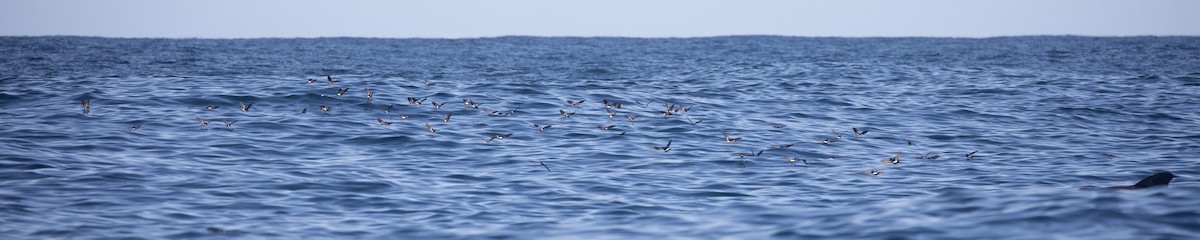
[1,36,1199,239]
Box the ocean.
[1,36,1198,239]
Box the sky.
[1,0,1197,38]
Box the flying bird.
[654,139,672,152]
[722,130,742,143]
[220,118,237,128]
[196,116,209,129]
[785,157,807,165]
[239,101,253,112]
[853,127,869,138]
[880,153,902,164]
[539,161,551,172]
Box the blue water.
[2,36,1199,239]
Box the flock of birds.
[89,74,1148,178]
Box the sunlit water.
[2,36,1199,239]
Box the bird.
[326,75,337,84]
[206,105,219,110]
[676,102,690,113]
[832,130,846,139]
[319,105,331,112]
[559,110,575,118]
[771,144,793,149]
[384,104,395,113]
[785,157,807,165]
[596,124,615,130]
[1104,153,1117,159]
[81,98,91,114]
[239,101,253,112]
[481,133,513,142]
[407,97,427,105]
[603,99,622,109]
[423,79,435,87]
[624,115,639,121]
[817,137,836,145]
[220,118,237,128]
[660,102,675,118]
[862,170,883,175]
[966,150,978,160]
[399,115,410,120]
[920,152,941,160]
[127,123,144,131]
[336,88,349,96]
[771,124,785,129]
[463,99,481,109]
[685,116,703,126]
[196,116,209,129]
[307,78,317,84]
[906,139,922,149]
[735,150,764,168]
[296,108,307,114]
[853,127,869,138]
[654,139,672,152]
[534,124,552,132]
[567,100,585,106]
[364,88,373,100]
[722,130,742,143]
[634,99,654,108]
[377,117,392,126]
[432,101,446,111]
[426,123,437,133]
[606,108,616,119]
[880,153,902,164]
[539,161,551,172]
[733,149,764,158]
[442,112,452,123]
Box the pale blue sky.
[1,0,1197,38]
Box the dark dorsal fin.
[1131,171,1176,189]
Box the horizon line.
[4,34,1199,40]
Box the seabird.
[722,130,742,143]
[239,101,253,112]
